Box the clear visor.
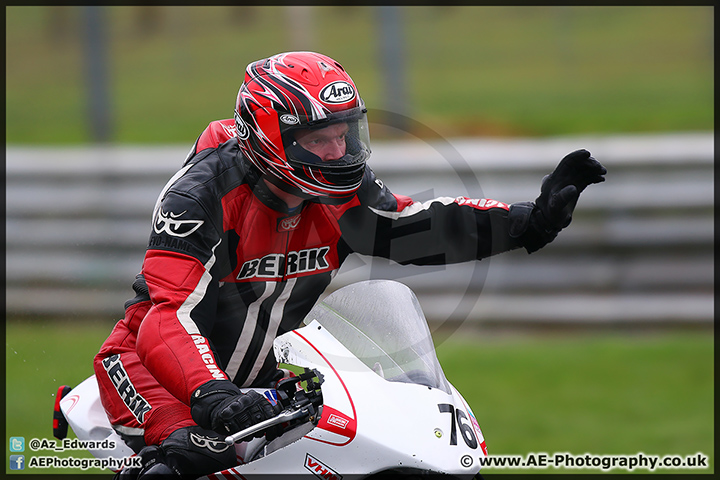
[285,108,371,167]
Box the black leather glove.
[113,445,180,480]
[509,149,606,253]
[190,380,281,439]
[536,149,606,229]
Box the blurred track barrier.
[6,133,713,326]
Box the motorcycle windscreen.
[306,280,452,394]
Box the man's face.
[293,123,349,162]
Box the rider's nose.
[322,141,345,162]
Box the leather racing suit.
[94,118,526,449]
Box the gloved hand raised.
[535,149,606,230]
[190,380,281,439]
[508,149,606,253]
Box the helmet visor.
[285,107,370,168]
[279,107,370,196]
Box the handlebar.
[225,368,324,445]
[224,406,315,445]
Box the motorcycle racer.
[94,51,606,478]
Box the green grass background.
[5,5,714,476]
[5,6,714,144]
[5,322,714,475]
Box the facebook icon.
[9,455,25,470]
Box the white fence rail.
[6,133,714,325]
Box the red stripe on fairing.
[204,470,247,480]
[293,329,357,446]
[316,405,357,440]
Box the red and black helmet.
[235,51,371,200]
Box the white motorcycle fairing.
[209,280,487,479]
[56,280,487,479]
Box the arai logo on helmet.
[234,111,250,140]
[319,81,356,104]
[280,114,300,125]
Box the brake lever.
[224,368,324,445]
[224,406,314,445]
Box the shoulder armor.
[196,119,236,153]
